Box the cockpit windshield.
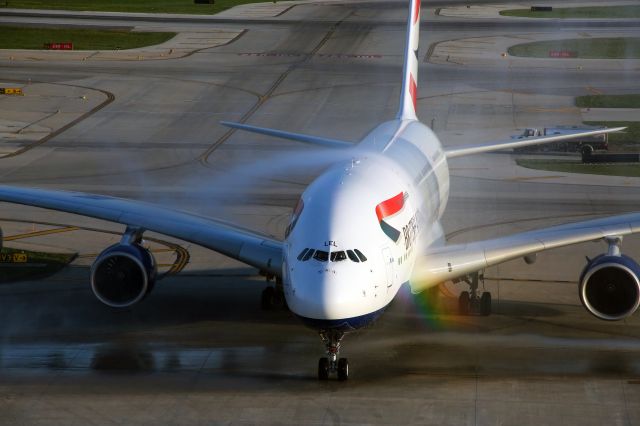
[313,250,329,262]
[297,248,367,263]
[330,251,347,262]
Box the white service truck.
[513,125,609,153]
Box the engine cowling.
[579,254,640,321]
[90,243,157,308]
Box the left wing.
[220,121,354,149]
[444,127,625,159]
[0,185,283,276]
[411,213,640,293]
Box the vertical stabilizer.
[397,0,421,121]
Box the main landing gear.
[318,330,349,381]
[261,275,287,311]
[458,271,492,316]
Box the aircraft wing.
[0,185,283,276]
[221,121,353,149]
[411,213,640,293]
[444,127,625,159]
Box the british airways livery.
[0,0,635,381]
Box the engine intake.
[579,254,640,321]
[90,243,157,308]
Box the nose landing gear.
[457,271,491,316]
[318,330,348,380]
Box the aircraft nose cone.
[287,269,362,320]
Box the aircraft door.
[381,247,394,292]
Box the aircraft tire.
[459,291,470,315]
[318,357,330,380]
[337,358,349,381]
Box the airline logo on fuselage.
[375,192,408,242]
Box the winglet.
[220,121,353,149]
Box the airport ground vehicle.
[513,126,608,153]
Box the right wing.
[411,213,640,293]
[444,127,625,159]
[0,185,283,276]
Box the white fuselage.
[283,119,449,331]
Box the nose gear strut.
[318,330,349,380]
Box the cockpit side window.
[302,249,315,261]
[346,250,360,263]
[297,248,309,261]
[330,251,347,262]
[313,250,329,262]
[354,249,368,262]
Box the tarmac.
[0,0,640,424]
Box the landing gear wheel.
[337,358,349,381]
[318,357,329,380]
[458,291,470,315]
[261,287,275,310]
[480,292,492,316]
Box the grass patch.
[516,158,640,178]
[0,0,275,15]
[0,247,76,284]
[0,25,175,50]
[576,94,640,109]
[500,6,640,19]
[508,38,640,59]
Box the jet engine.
[579,254,640,321]
[90,243,157,308]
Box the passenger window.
[347,250,359,262]
[330,251,347,262]
[302,249,315,261]
[354,249,367,262]
[297,248,309,261]
[313,250,329,262]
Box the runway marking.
[522,107,576,113]
[0,79,115,160]
[238,52,383,59]
[507,175,566,182]
[0,219,190,277]
[586,86,604,95]
[3,226,79,241]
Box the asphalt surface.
[1,0,640,424]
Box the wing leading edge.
[0,186,283,276]
[411,213,640,293]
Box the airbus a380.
[0,0,637,381]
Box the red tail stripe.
[375,192,405,222]
[409,75,417,111]
[413,0,421,24]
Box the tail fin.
[397,0,421,121]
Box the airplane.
[0,0,636,382]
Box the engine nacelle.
[579,254,640,321]
[90,243,157,308]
